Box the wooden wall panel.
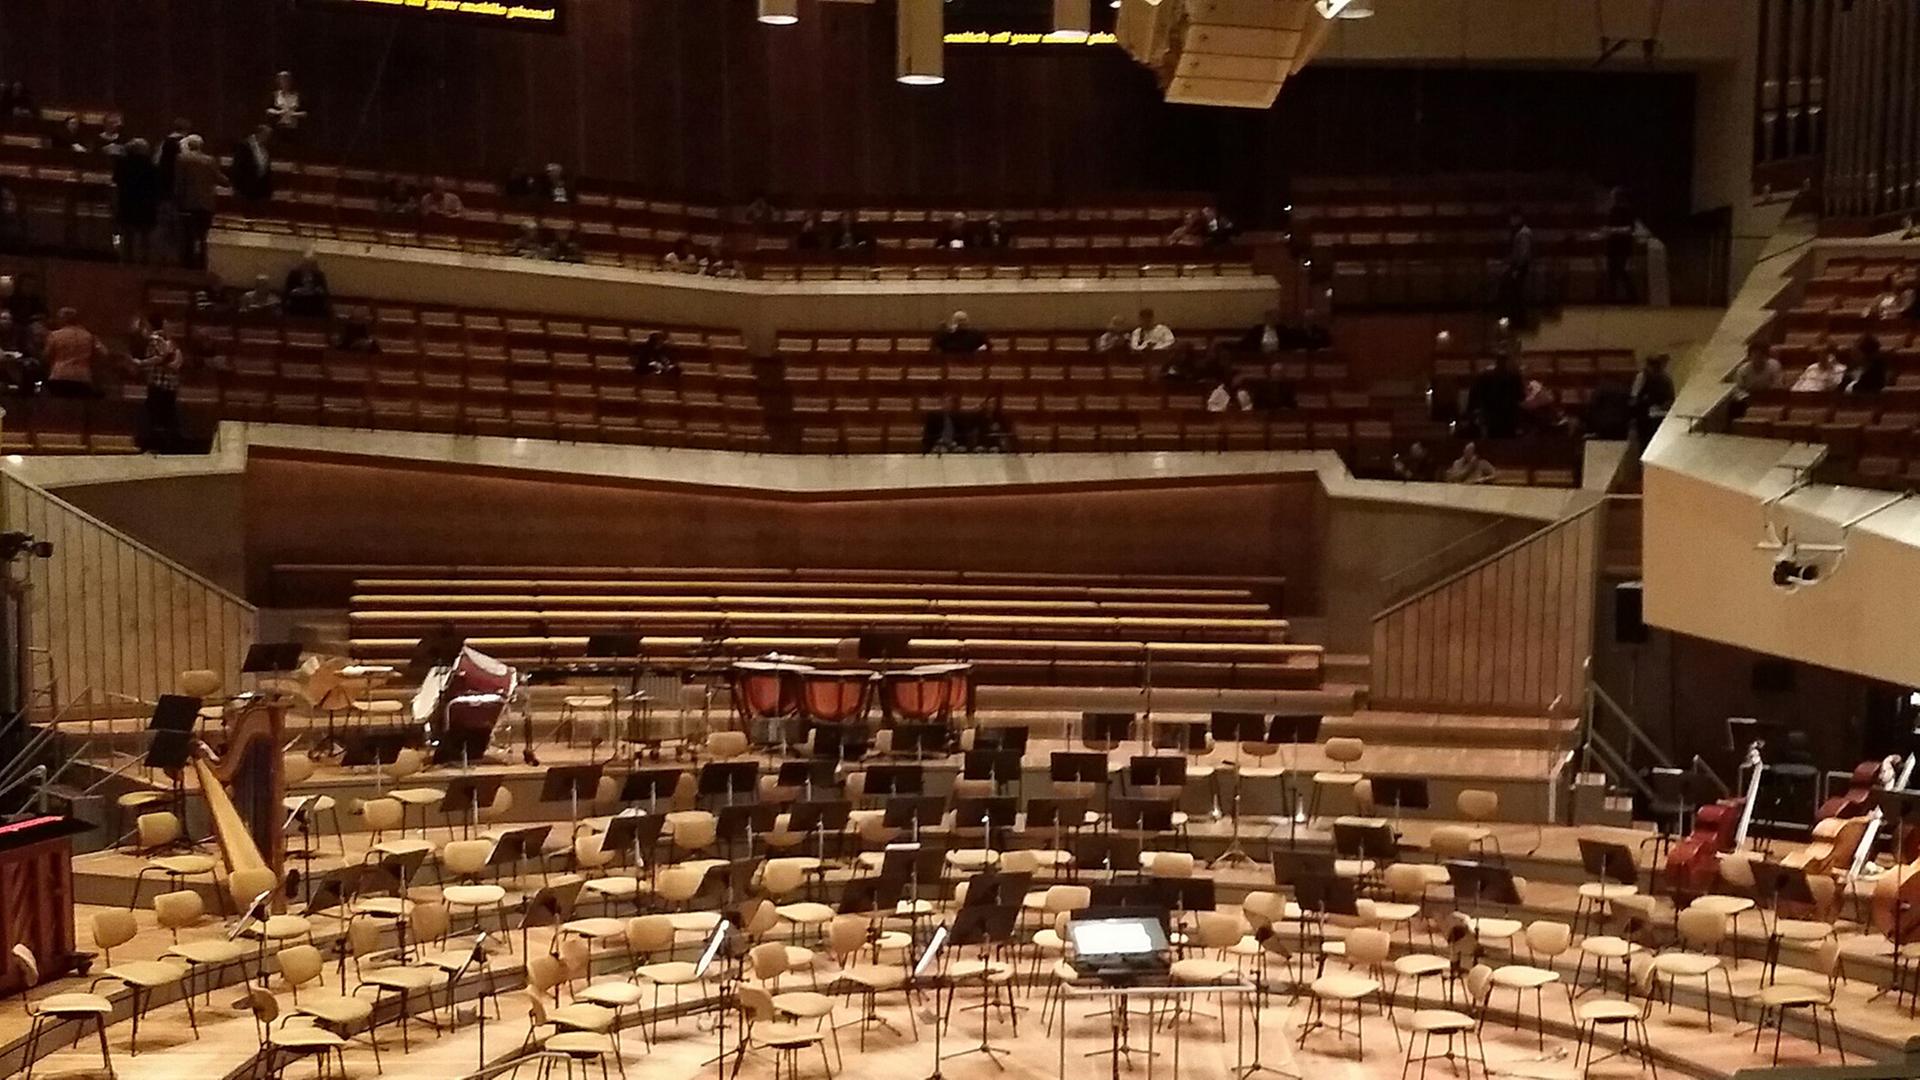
[1,471,256,716]
[1369,503,1598,716]
[241,456,1323,611]
[0,0,1698,220]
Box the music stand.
[1268,715,1322,827]
[776,759,838,799]
[620,767,685,814]
[1332,820,1398,870]
[1272,850,1336,885]
[810,722,869,763]
[893,724,951,761]
[602,810,664,873]
[697,761,761,807]
[717,803,780,859]
[491,824,553,886]
[405,629,466,684]
[517,878,585,957]
[341,728,415,772]
[143,696,201,839]
[1082,712,1136,751]
[432,710,498,767]
[962,750,1023,789]
[865,764,926,797]
[941,903,1021,1068]
[972,726,1028,753]
[242,642,304,679]
[1050,751,1109,788]
[1208,712,1271,868]
[1153,719,1211,754]
[1291,873,1359,954]
[1446,860,1523,912]
[1370,777,1429,821]
[1127,755,1187,793]
[442,775,505,838]
[882,795,947,836]
[1577,838,1640,889]
[539,763,606,826]
[953,796,1017,853]
[1151,875,1217,915]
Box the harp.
[190,696,286,908]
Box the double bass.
[1664,742,1764,897]
[1783,756,1898,877]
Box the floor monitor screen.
[1068,916,1167,958]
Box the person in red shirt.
[43,307,105,397]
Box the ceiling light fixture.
[897,0,946,85]
[1052,0,1091,42]
[757,0,799,25]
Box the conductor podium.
[0,816,88,996]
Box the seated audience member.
[42,307,105,397]
[0,81,34,123]
[282,253,332,318]
[1198,205,1237,247]
[1846,334,1888,394]
[420,177,465,218]
[229,125,275,203]
[1728,343,1782,415]
[1095,315,1130,356]
[1392,442,1437,482]
[1465,352,1525,438]
[509,222,552,260]
[932,311,988,354]
[1205,380,1233,413]
[1167,211,1202,246]
[1519,369,1564,432]
[795,211,827,251]
[550,223,584,263]
[236,274,281,315]
[972,214,1010,250]
[503,164,541,202]
[268,70,307,131]
[977,396,1015,452]
[111,139,160,263]
[1629,353,1675,442]
[1444,441,1496,484]
[59,117,88,153]
[191,275,233,314]
[377,177,420,215]
[1128,308,1175,352]
[630,331,679,377]
[0,184,25,252]
[1874,283,1915,322]
[542,162,575,204]
[98,114,125,155]
[1242,309,1288,355]
[1792,349,1848,392]
[937,213,971,250]
[335,316,379,353]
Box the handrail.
[1587,674,1674,771]
[1377,519,1518,605]
[1,469,254,610]
[1374,500,1604,623]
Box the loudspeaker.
[1613,581,1647,644]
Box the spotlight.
[1052,0,1091,42]
[0,532,52,561]
[897,0,945,86]
[1772,556,1821,590]
[757,0,799,25]
[1315,0,1373,16]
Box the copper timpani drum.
[881,662,972,723]
[729,661,810,739]
[416,646,519,762]
[800,669,878,724]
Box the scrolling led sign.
[303,0,563,29]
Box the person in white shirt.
[1791,351,1847,393]
[1205,381,1232,412]
[1128,308,1174,352]
[268,71,306,131]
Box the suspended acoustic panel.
[1136,0,1333,110]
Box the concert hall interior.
[2,2,1920,1080]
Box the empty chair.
[738,983,835,1080]
[90,908,192,1053]
[823,914,915,1048]
[1309,737,1365,820]
[14,944,115,1080]
[1573,961,1658,1079]
[1490,921,1570,1049]
[521,991,625,1080]
[630,913,710,1041]
[276,942,382,1072]
[248,986,348,1080]
[1455,789,1501,859]
[1651,906,1737,1031]
[157,890,253,994]
[1299,926,1392,1058]
[1747,937,1845,1066]
[440,838,508,935]
[1403,963,1492,1080]
[130,811,220,907]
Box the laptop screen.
[1068,916,1169,959]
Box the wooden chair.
[14,943,114,1080]
[90,908,192,1053]
[277,943,382,1073]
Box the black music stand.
[1106,798,1175,873]
[1272,850,1336,885]
[1127,755,1187,794]
[1332,819,1398,873]
[1153,719,1211,754]
[973,726,1028,753]
[1082,712,1136,752]
[539,763,606,827]
[882,796,948,844]
[242,642,304,677]
[1087,881,1162,909]
[777,759,839,799]
[1023,796,1090,872]
[787,799,851,865]
[865,764,926,797]
[1371,777,1429,822]
[963,750,1023,791]
[442,775,505,839]
[144,696,201,842]
[1151,875,1217,916]
[517,878,585,957]
[1049,751,1110,798]
[341,728,416,769]
[620,766,685,814]
[602,809,664,874]
[893,724,951,761]
[1445,860,1524,926]
[1268,714,1322,828]
[697,761,761,807]
[717,803,780,860]
[941,903,1021,1068]
[1575,837,1640,933]
[1291,872,1360,960]
[491,824,554,886]
[953,796,1017,853]
[811,722,869,763]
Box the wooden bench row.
[348,593,1273,619]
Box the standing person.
[172,135,225,269]
[932,311,988,354]
[282,252,332,319]
[229,125,275,203]
[541,163,575,205]
[131,314,185,451]
[1465,351,1526,439]
[42,308,105,397]
[267,71,307,132]
[112,138,160,263]
[1499,211,1535,328]
[1602,187,1638,303]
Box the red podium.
[0,816,87,996]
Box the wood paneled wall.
[0,0,1698,219]
[1,471,256,715]
[1368,501,1599,716]
[242,456,1324,611]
